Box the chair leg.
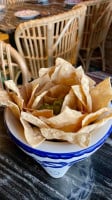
[78,54,86,70]
[99,41,106,71]
[79,49,93,72]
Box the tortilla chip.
[41,116,112,147]
[0,89,12,107]
[20,118,45,147]
[27,82,39,108]
[8,101,20,119]
[9,92,24,111]
[46,84,70,99]
[40,127,90,147]
[72,85,87,111]
[35,81,55,97]
[39,65,55,78]
[61,89,77,111]
[81,73,92,113]
[41,106,85,132]
[43,95,57,104]
[31,91,48,109]
[90,78,112,111]
[19,83,33,105]
[82,107,112,127]
[21,111,49,128]
[51,58,76,85]
[4,80,21,97]
[32,109,53,118]
[75,66,96,87]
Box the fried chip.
[41,106,85,132]
[0,89,12,107]
[19,82,34,106]
[43,95,57,104]
[75,66,96,87]
[82,107,112,127]
[46,84,70,99]
[41,115,112,147]
[9,92,24,111]
[21,111,49,128]
[31,91,48,109]
[81,73,92,113]
[72,85,87,111]
[32,109,53,118]
[40,127,75,142]
[5,80,21,97]
[40,127,91,147]
[90,77,112,111]
[27,82,39,108]
[51,58,77,85]
[8,101,20,119]
[61,89,77,111]
[27,82,39,103]
[20,118,45,147]
[35,81,55,97]
[39,65,55,78]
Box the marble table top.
[0,71,112,199]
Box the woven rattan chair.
[0,41,29,89]
[15,5,86,79]
[74,0,112,72]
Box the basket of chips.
[2,58,112,178]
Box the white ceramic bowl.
[4,108,112,178]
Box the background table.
[0,1,68,34]
[0,0,69,47]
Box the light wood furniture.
[105,24,112,73]
[75,0,112,72]
[15,5,86,79]
[0,41,29,88]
